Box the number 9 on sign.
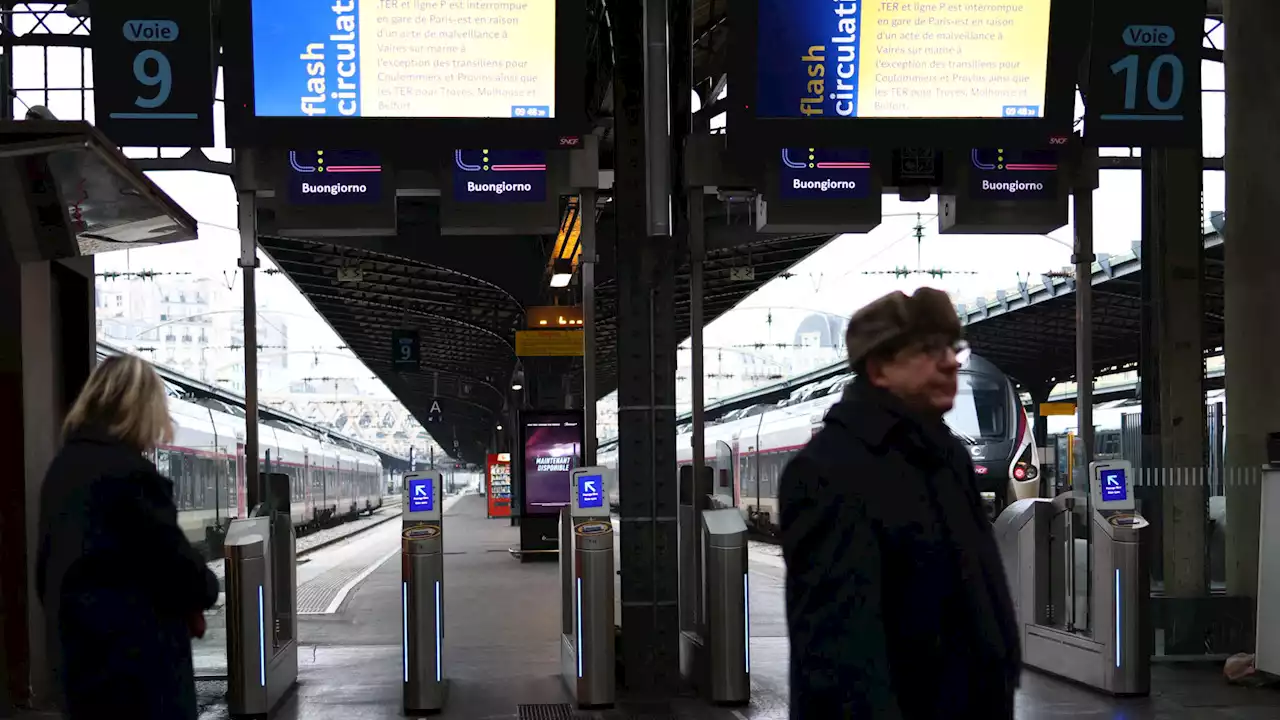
[399,340,413,361]
[133,49,172,109]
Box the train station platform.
[18,493,1272,720]
[181,494,1280,719]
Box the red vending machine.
[486,453,512,518]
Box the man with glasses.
[780,288,1021,719]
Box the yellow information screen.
[755,1,1054,119]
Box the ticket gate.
[678,466,750,704]
[559,466,615,708]
[225,473,298,717]
[994,460,1150,696]
[401,470,446,715]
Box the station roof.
[97,341,410,471]
[257,201,835,466]
[957,222,1223,388]
[256,5,1225,465]
[606,220,1225,436]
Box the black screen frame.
[516,408,585,517]
[220,0,588,149]
[728,0,1089,154]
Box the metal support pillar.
[614,0,681,694]
[1223,0,1280,601]
[1073,186,1096,472]
[1141,149,1206,598]
[237,191,261,510]
[581,187,598,466]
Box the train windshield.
[944,372,1008,442]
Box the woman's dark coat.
[780,380,1021,719]
[36,427,219,720]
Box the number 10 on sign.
[1106,53,1185,121]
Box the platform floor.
[16,493,1277,719]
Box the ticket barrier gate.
[560,467,615,708]
[401,471,446,715]
[225,473,298,717]
[678,467,750,704]
[994,460,1150,696]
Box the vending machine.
[486,453,512,518]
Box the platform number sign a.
[91,0,215,148]
[1084,0,1204,148]
[391,329,421,371]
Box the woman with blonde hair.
[36,354,218,720]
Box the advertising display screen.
[408,477,434,512]
[521,413,582,515]
[967,147,1058,200]
[755,0,1053,120]
[1100,468,1128,503]
[248,0,556,119]
[287,149,384,204]
[452,149,547,202]
[779,147,872,199]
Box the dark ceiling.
[962,234,1224,389]
[255,3,1222,466]
[253,0,840,467]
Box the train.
[162,393,386,553]
[598,353,1039,534]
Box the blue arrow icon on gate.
[415,485,428,497]
[582,478,596,494]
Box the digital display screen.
[522,417,581,514]
[287,149,383,204]
[755,0,1053,119]
[968,147,1058,200]
[408,477,434,512]
[577,474,603,509]
[249,0,556,119]
[1100,468,1128,503]
[452,149,547,202]
[779,147,872,199]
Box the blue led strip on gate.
[744,573,751,673]
[402,581,409,682]
[435,580,443,682]
[576,577,584,678]
[257,585,266,687]
[1115,569,1122,668]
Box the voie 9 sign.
[91,0,215,147]
[452,149,547,203]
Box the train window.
[945,373,1008,440]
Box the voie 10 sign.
[287,150,384,205]
[1085,0,1204,148]
[91,0,215,147]
[779,148,872,200]
[453,149,547,203]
